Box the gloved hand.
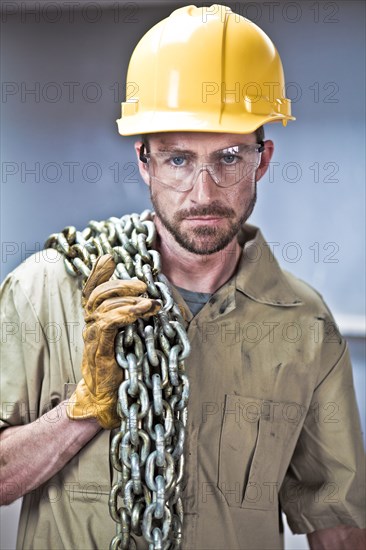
[67,254,161,429]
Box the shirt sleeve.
[279,341,366,533]
[0,272,50,427]
[1,252,84,429]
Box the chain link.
[45,210,190,550]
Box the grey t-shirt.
[175,286,212,316]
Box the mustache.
[175,203,235,221]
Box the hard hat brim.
[117,110,295,136]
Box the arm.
[307,525,366,550]
[280,342,365,534]
[0,254,160,504]
[0,400,101,505]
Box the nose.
[188,166,220,203]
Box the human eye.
[218,149,242,166]
[159,151,190,168]
[169,154,186,167]
[221,153,239,165]
[214,145,242,166]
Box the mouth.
[185,216,227,225]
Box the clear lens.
[146,144,262,191]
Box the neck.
[154,217,242,293]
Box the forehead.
[147,131,257,151]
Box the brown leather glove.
[67,254,161,429]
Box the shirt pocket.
[217,394,302,511]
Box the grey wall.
[1,1,365,549]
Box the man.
[1,4,365,550]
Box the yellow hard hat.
[117,4,295,136]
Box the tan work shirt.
[1,224,365,549]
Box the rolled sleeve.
[279,342,366,533]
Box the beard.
[150,185,257,255]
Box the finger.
[93,299,161,330]
[83,254,116,303]
[86,279,148,314]
[128,298,161,318]
[99,297,161,320]
[86,296,146,320]
[92,295,148,312]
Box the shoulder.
[237,224,338,321]
[237,225,345,372]
[1,249,83,319]
[282,269,335,319]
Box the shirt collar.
[235,224,303,307]
[170,223,303,325]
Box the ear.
[134,140,150,186]
[255,139,274,182]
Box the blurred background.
[1,1,365,548]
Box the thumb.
[82,254,116,304]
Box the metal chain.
[44,210,190,550]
